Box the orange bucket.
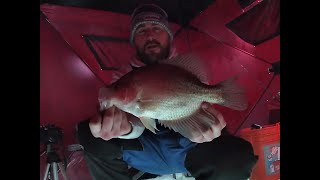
[240,123,280,180]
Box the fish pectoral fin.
[159,108,225,140]
[139,117,159,134]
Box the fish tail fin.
[216,77,248,111]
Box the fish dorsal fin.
[161,53,210,84]
[158,106,226,140]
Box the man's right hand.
[89,106,132,141]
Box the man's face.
[133,23,171,65]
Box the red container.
[240,123,280,180]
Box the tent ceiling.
[40,0,216,26]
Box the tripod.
[43,143,68,180]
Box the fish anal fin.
[159,107,225,140]
[139,117,158,134]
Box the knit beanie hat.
[130,4,173,45]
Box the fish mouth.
[99,100,111,111]
[98,87,114,110]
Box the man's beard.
[136,40,170,65]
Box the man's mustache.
[144,40,161,49]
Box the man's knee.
[185,135,258,180]
[210,135,258,172]
[216,136,258,178]
[76,119,122,158]
[76,120,94,149]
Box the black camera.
[40,124,63,145]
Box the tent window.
[237,0,255,9]
[226,0,279,46]
[83,35,132,70]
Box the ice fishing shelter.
[40,0,280,179]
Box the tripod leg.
[52,162,59,180]
[58,162,69,180]
[43,163,51,180]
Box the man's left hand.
[188,102,226,143]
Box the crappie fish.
[98,53,248,138]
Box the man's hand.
[89,106,132,141]
[188,102,226,143]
